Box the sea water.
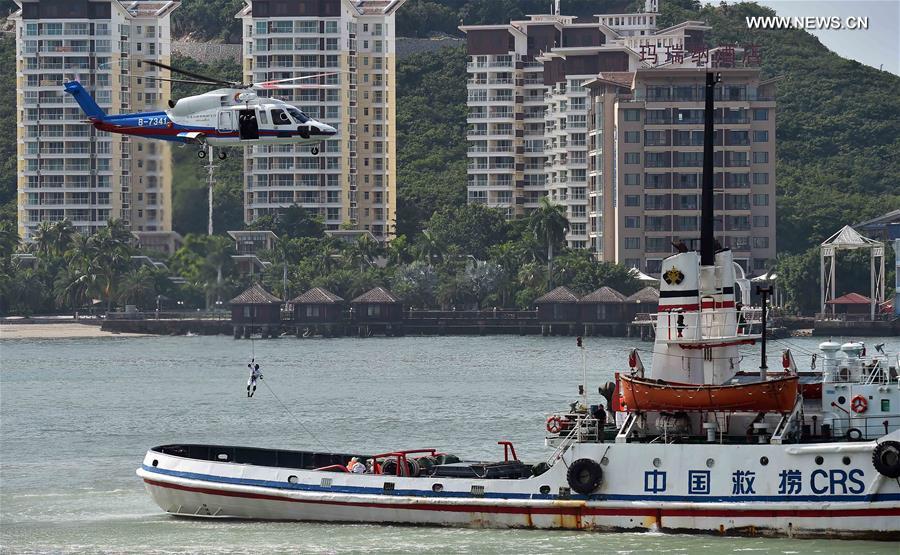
[1,334,898,554]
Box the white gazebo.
[820,225,885,319]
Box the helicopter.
[64,60,337,160]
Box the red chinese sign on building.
[639,43,762,67]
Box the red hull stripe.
[144,478,900,519]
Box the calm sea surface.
[1,333,898,554]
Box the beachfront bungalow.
[534,286,580,335]
[291,287,345,324]
[580,286,627,323]
[625,286,660,321]
[230,283,282,338]
[351,287,402,323]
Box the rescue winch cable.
[260,378,330,451]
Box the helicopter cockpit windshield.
[287,107,310,123]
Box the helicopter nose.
[321,124,337,136]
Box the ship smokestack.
[701,72,720,266]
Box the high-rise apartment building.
[586,68,777,275]
[237,0,405,241]
[462,1,777,275]
[13,0,178,241]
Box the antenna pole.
[757,285,772,377]
[207,144,214,235]
[701,72,720,266]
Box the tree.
[204,235,234,307]
[529,197,569,290]
[415,229,446,264]
[425,204,509,260]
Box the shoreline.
[0,323,149,340]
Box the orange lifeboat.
[617,373,799,413]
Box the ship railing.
[615,412,640,443]
[770,395,804,444]
[546,415,599,466]
[826,414,900,440]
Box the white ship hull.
[137,433,900,539]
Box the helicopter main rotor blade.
[148,76,229,87]
[252,72,340,88]
[144,60,239,87]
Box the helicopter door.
[217,110,235,134]
[238,109,259,140]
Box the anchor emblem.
[663,266,685,285]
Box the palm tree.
[117,266,159,308]
[54,265,90,316]
[529,196,569,290]
[31,222,55,259]
[91,228,132,313]
[49,220,75,257]
[270,237,301,299]
[203,235,233,308]
[0,220,19,258]
[415,229,445,264]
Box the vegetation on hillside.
[0,37,16,224]
[0,206,643,315]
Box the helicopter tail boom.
[64,81,106,121]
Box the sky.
[703,0,900,75]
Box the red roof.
[825,292,872,305]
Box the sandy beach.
[0,323,148,340]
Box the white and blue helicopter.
[65,60,337,160]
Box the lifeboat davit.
[618,374,799,413]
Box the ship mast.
[700,72,720,266]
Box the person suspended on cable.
[247,361,263,397]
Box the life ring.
[566,458,603,495]
[546,416,563,434]
[850,395,868,414]
[845,427,864,441]
[872,441,900,479]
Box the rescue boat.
[617,373,799,412]
[136,72,900,539]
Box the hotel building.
[462,1,777,275]
[237,0,405,241]
[13,0,179,241]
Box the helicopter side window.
[271,108,292,126]
[257,110,268,125]
[287,107,310,124]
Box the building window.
[752,237,770,249]
[752,151,769,164]
[623,109,641,122]
[753,130,768,142]
[753,108,768,121]
[624,216,641,228]
[624,237,641,249]
[752,172,769,185]
[624,195,641,207]
[624,131,640,143]
[624,152,640,165]
[624,173,640,186]
[753,193,769,206]
[753,215,769,227]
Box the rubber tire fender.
[566,458,603,495]
[872,440,900,479]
